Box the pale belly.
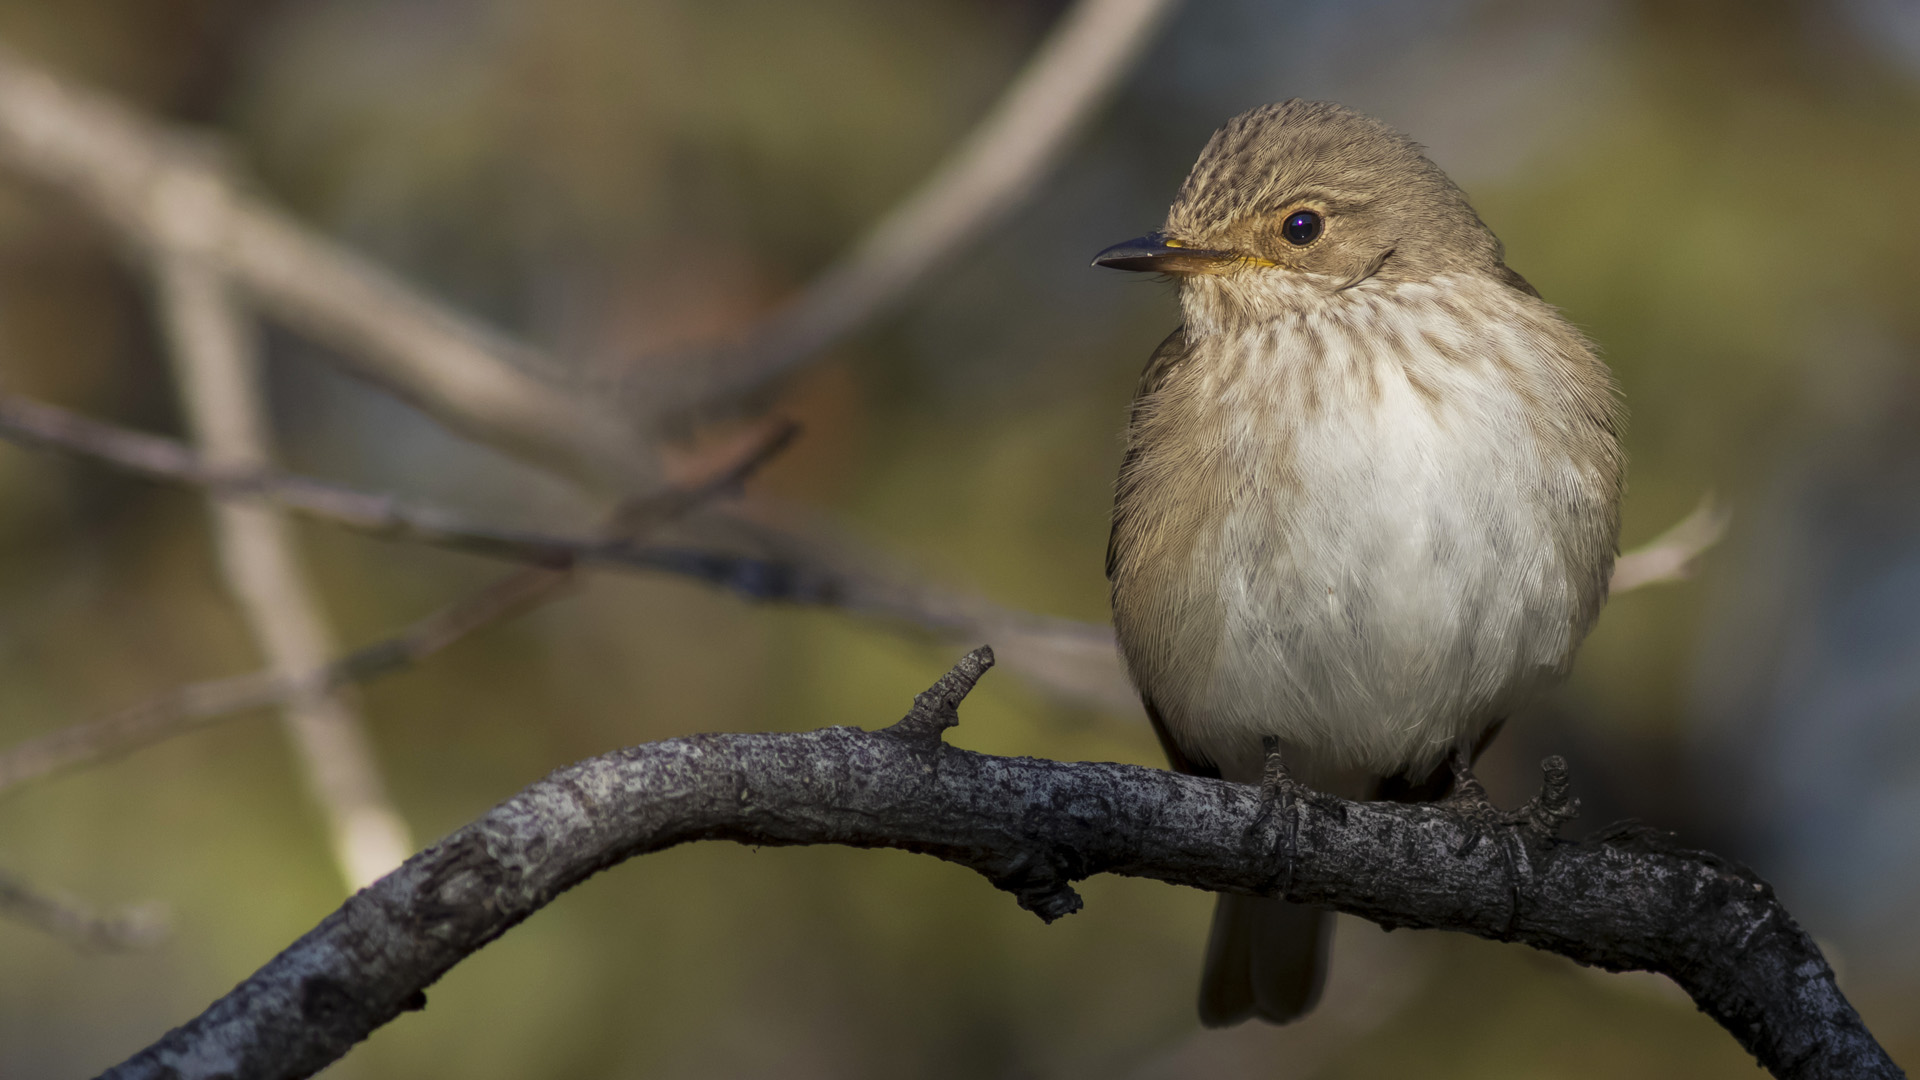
[1114,333,1609,782]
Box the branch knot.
[882,646,994,742]
[1518,755,1580,839]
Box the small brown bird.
[1096,101,1623,1027]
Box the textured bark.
[100,649,1902,1080]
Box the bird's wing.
[1143,695,1218,779]
[1106,325,1193,582]
[1107,326,1216,781]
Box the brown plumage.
[1096,101,1623,1026]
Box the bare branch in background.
[154,241,411,892]
[0,388,1131,704]
[0,571,559,798]
[0,391,1727,719]
[679,506,1142,711]
[1609,494,1730,593]
[0,422,798,798]
[0,3,1190,724]
[0,0,1181,481]
[0,43,652,494]
[99,651,1901,1080]
[641,0,1184,429]
[0,866,167,952]
[0,391,779,569]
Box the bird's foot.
[1259,735,1296,803]
[1443,745,1496,807]
[1441,747,1518,857]
[1250,735,1303,900]
[1442,749,1581,852]
[1249,735,1298,834]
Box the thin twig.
[0,865,167,951]
[0,392,815,571]
[0,390,658,566]
[0,422,799,798]
[99,651,1901,1080]
[675,506,1140,711]
[0,572,554,797]
[0,42,650,493]
[1610,494,1730,593]
[639,0,1183,429]
[155,244,411,892]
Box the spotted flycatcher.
[1095,101,1623,1026]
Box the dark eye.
[1282,210,1322,246]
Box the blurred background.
[0,0,1916,1076]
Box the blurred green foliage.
[0,0,1915,1076]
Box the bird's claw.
[1258,734,1296,805]
[1442,749,1580,854]
[1442,747,1520,856]
[1248,735,1297,836]
[1250,735,1303,900]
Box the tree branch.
[0,390,1136,696]
[103,650,1900,1080]
[0,568,561,797]
[0,0,1182,483]
[0,42,653,494]
[1610,494,1730,593]
[0,421,799,797]
[0,866,167,951]
[154,239,411,892]
[639,0,1184,429]
[0,390,722,568]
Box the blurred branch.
[0,390,825,574]
[0,570,559,798]
[0,13,1179,710]
[101,650,1899,1080]
[0,42,652,494]
[0,391,1131,705]
[1610,494,1730,593]
[680,507,1138,710]
[0,0,1180,478]
[0,10,1184,712]
[154,242,410,892]
[0,866,167,951]
[0,390,686,566]
[642,0,1183,429]
[0,421,798,799]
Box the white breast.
[1129,276,1610,781]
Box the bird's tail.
[1197,893,1332,1027]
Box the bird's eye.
[1281,210,1322,246]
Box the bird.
[1094,100,1623,1027]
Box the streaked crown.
[1164,101,1510,285]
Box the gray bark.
[99,648,1902,1080]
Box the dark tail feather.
[1197,894,1331,1027]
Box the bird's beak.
[1091,232,1241,275]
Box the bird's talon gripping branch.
[1441,746,1522,858]
[1258,735,1294,802]
[1444,746,1493,808]
[1249,734,1298,835]
[1250,734,1305,902]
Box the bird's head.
[1095,101,1509,305]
